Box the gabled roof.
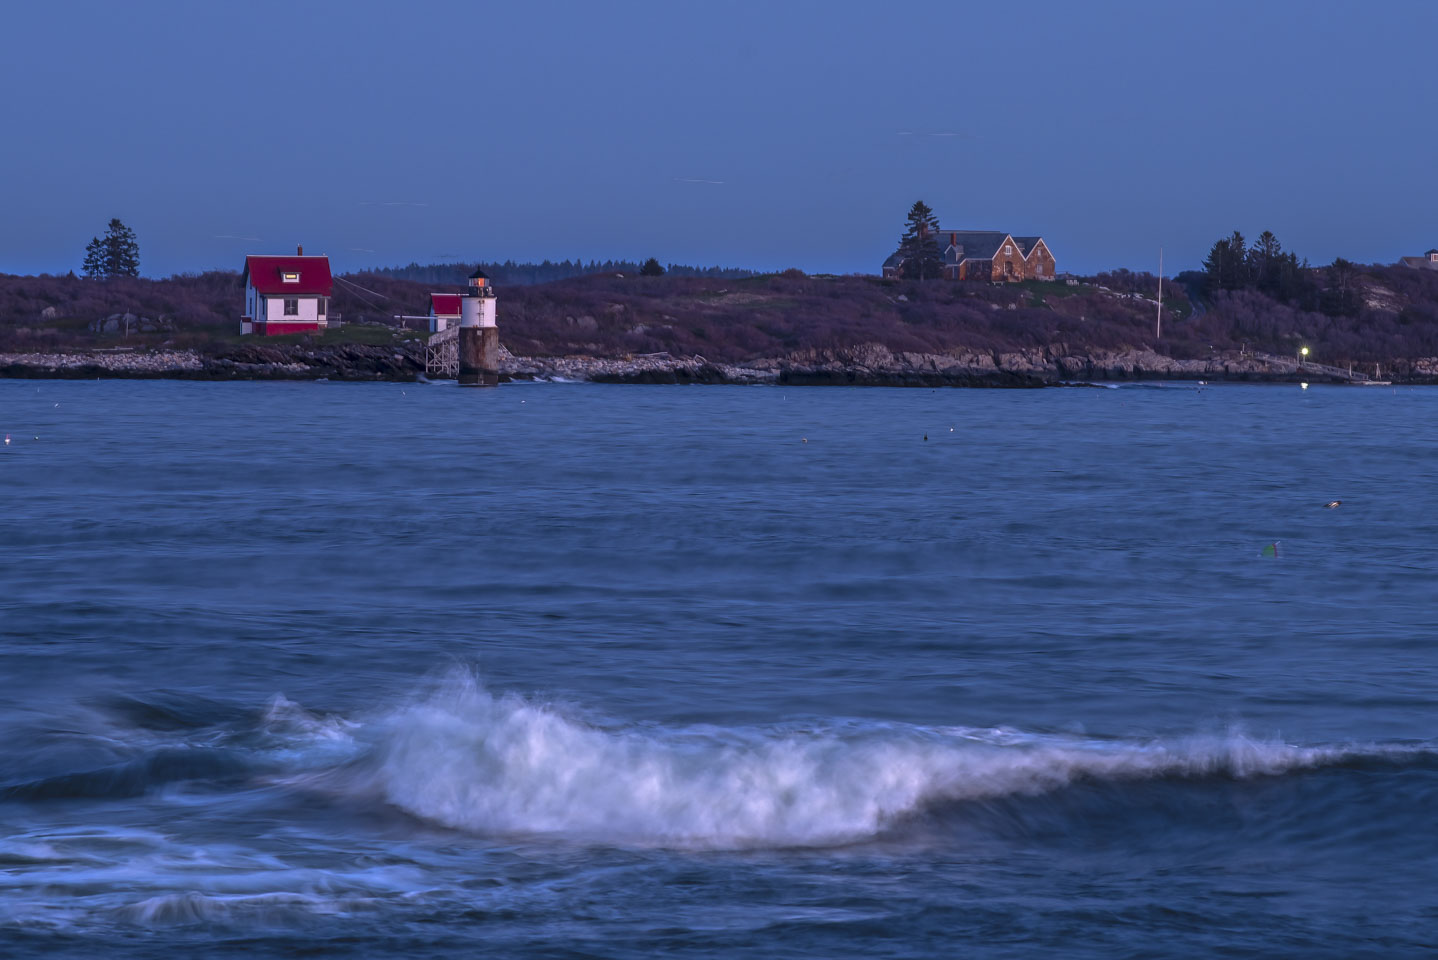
[242,255,333,296]
[936,230,1012,263]
[430,293,462,316]
[1425,249,1438,256]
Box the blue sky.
[3,0,1435,277]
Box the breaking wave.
[354,672,1431,849]
[5,673,1430,852]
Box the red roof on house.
[430,293,462,317]
[242,256,333,296]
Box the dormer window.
[282,271,300,283]
[1430,252,1438,262]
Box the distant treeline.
[370,260,757,286]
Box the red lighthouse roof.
[242,255,333,296]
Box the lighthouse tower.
[458,267,500,386]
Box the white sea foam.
[109,881,415,927]
[114,891,345,926]
[362,673,1418,849]
[0,826,426,930]
[258,695,363,768]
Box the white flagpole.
[1156,247,1164,340]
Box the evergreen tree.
[1274,251,1316,306]
[103,218,140,277]
[639,257,665,277]
[897,200,943,280]
[1224,230,1248,289]
[1203,230,1250,292]
[1288,254,1317,311]
[1248,230,1283,295]
[82,218,140,279]
[1202,237,1232,293]
[82,236,106,279]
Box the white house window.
[1004,245,1013,255]
[317,298,326,316]
[282,272,300,283]
[283,299,299,316]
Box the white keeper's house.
[241,245,334,335]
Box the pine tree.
[104,218,140,277]
[1248,230,1282,294]
[82,218,140,278]
[639,257,665,277]
[1224,230,1248,289]
[1203,230,1250,292]
[82,236,106,279]
[1202,237,1231,293]
[1279,252,1318,308]
[897,200,942,280]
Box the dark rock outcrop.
[205,343,424,380]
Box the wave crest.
[363,674,1424,849]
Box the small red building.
[241,246,334,335]
[428,293,462,332]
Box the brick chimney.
[297,244,304,256]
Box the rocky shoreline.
[3,342,1436,386]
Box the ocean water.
[1,379,1436,958]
